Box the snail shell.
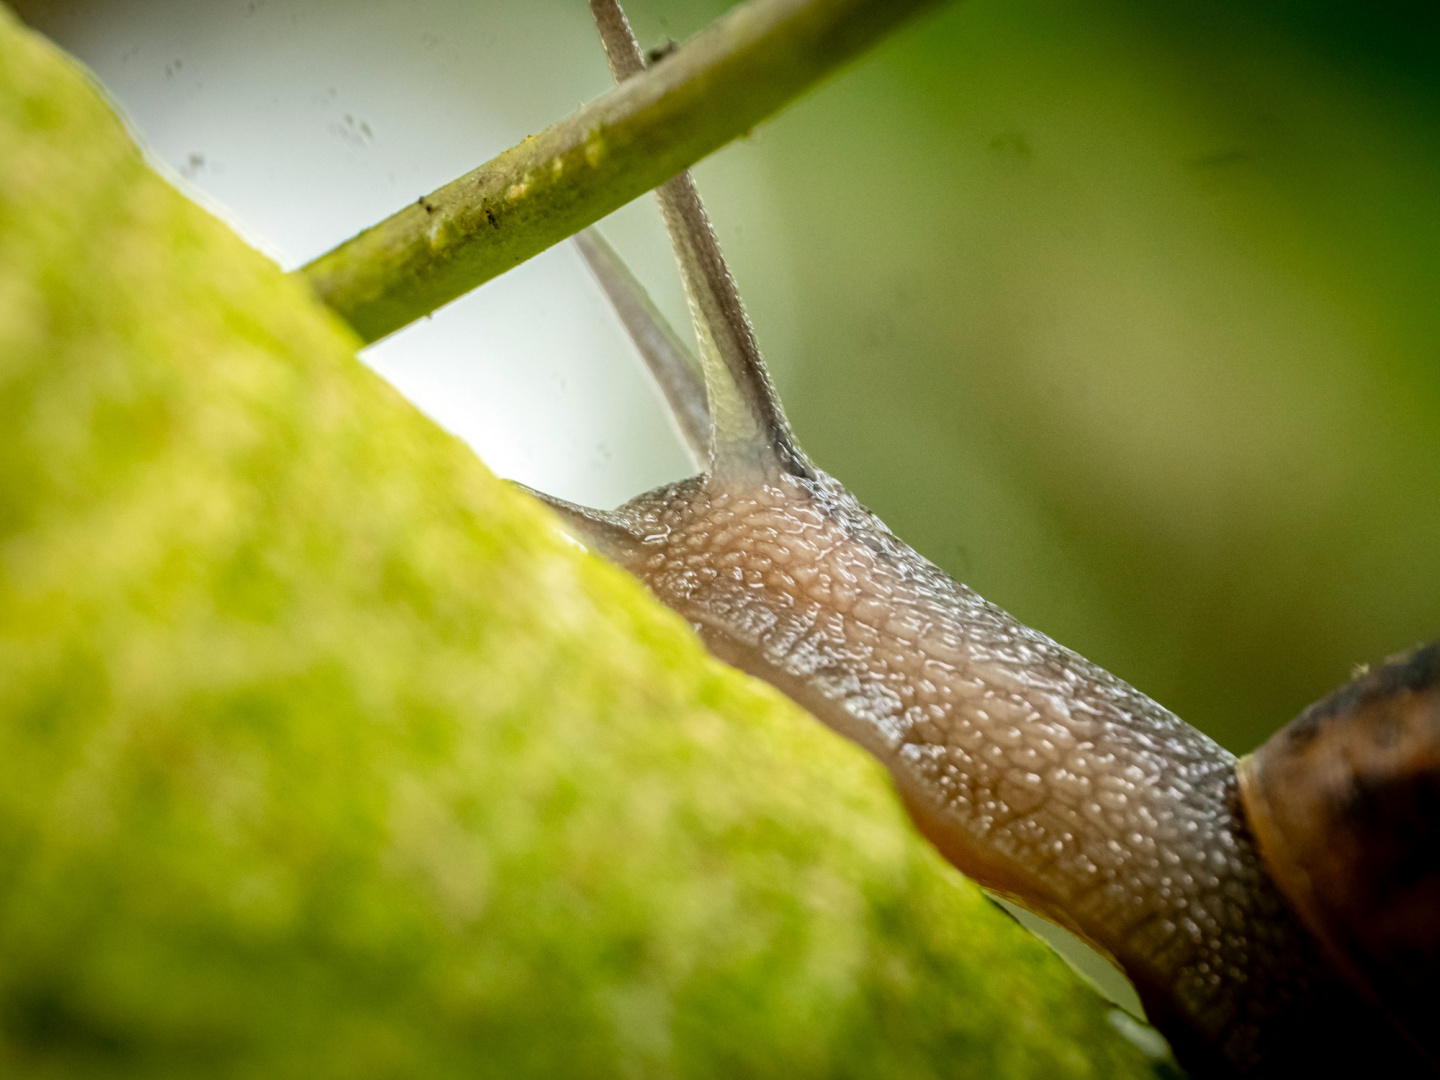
[1239,641,1440,1064]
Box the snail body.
[531,4,1440,1074]
[558,448,1436,1077]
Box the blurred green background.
[15,0,1438,760]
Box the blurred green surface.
[11,0,1436,759]
[622,0,1440,753]
[0,7,1156,1076]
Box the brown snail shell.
[1239,641,1440,1065]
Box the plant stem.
[298,0,948,344]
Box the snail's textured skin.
[565,4,1436,1072]
[588,466,1414,1076]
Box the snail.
[523,2,1440,1075]
[1237,645,1440,1070]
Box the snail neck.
[611,468,1381,1075]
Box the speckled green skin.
[0,10,1156,1078]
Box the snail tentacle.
[590,0,810,483]
[573,228,710,467]
[509,483,641,565]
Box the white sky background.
[28,0,783,509]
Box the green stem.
[298,0,948,344]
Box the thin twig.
[298,0,948,344]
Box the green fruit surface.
[0,8,1153,1078]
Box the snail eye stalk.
[588,0,811,483]
[573,228,709,467]
[530,0,813,536]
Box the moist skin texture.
[568,6,1432,1071]
[591,466,1416,1076]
